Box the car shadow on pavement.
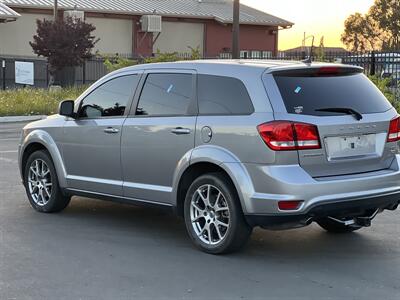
[44,196,391,259]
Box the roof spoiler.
[271,66,364,77]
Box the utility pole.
[54,0,58,20]
[232,0,240,59]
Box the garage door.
[153,21,204,55]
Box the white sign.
[15,61,34,85]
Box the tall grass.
[0,86,87,117]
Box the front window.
[78,75,139,118]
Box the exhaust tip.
[301,217,313,226]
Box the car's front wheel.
[184,173,252,254]
[24,150,71,213]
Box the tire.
[184,172,252,254]
[24,150,71,213]
[317,217,362,233]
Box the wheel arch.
[173,146,255,216]
[20,130,67,188]
[21,142,48,174]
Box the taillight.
[387,116,400,142]
[317,66,339,75]
[257,121,320,151]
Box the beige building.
[0,0,292,58]
[0,2,19,23]
[0,10,208,57]
[0,13,49,56]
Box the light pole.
[54,0,58,20]
[232,0,240,59]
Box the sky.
[241,0,375,50]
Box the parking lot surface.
[0,122,399,300]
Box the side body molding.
[19,129,68,188]
[171,145,256,214]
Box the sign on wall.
[15,61,34,85]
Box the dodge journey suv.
[18,60,400,254]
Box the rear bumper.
[245,191,399,229]
[234,154,400,215]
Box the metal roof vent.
[141,15,162,32]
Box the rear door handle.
[104,127,119,134]
[171,127,191,135]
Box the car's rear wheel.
[24,150,70,213]
[184,173,252,254]
[317,217,362,233]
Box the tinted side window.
[198,75,254,115]
[136,73,193,116]
[79,75,139,118]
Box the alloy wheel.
[28,159,52,206]
[190,184,231,245]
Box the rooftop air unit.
[141,15,162,32]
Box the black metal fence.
[0,56,49,89]
[276,50,400,100]
[0,55,107,89]
[1,50,399,100]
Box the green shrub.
[103,56,137,73]
[144,49,181,64]
[104,46,202,71]
[0,86,87,117]
[187,46,202,60]
[369,75,400,111]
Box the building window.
[262,51,273,58]
[251,51,261,59]
[219,52,232,59]
[240,50,251,59]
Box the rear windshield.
[271,73,392,116]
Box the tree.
[30,17,98,85]
[341,0,399,51]
[370,0,400,49]
[341,13,384,51]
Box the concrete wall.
[86,17,133,55]
[153,21,204,54]
[0,13,51,56]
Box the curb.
[0,115,47,123]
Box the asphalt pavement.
[0,122,399,300]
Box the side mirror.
[59,100,75,118]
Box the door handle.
[104,127,119,134]
[171,127,191,135]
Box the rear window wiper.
[315,107,363,121]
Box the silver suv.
[18,60,400,254]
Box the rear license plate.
[325,134,377,160]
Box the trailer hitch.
[327,209,381,228]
